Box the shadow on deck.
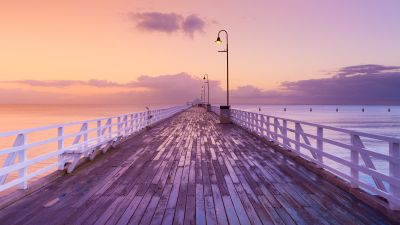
[0,108,393,224]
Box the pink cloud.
[130,12,182,34]
[2,65,400,105]
[182,14,205,37]
[129,12,206,37]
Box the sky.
[0,0,399,105]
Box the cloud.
[129,12,206,37]
[2,64,400,105]
[281,64,400,104]
[333,64,400,78]
[5,79,123,88]
[182,14,205,37]
[129,12,182,34]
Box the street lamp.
[215,30,229,106]
[203,74,211,111]
[215,29,231,123]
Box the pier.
[0,107,399,224]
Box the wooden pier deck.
[0,108,392,225]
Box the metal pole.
[204,74,210,105]
[200,88,203,104]
[226,42,229,106]
[207,76,210,105]
[217,30,229,106]
[203,86,206,106]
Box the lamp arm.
[218,30,228,44]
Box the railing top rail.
[0,105,185,138]
[231,108,400,143]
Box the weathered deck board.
[0,108,393,225]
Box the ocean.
[0,104,399,194]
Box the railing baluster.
[350,134,360,188]
[58,127,65,170]
[295,122,300,153]
[283,119,288,147]
[117,117,121,136]
[260,115,265,138]
[317,127,323,163]
[18,135,27,189]
[389,142,400,207]
[108,118,112,140]
[266,116,270,140]
[130,114,134,134]
[134,113,138,132]
[96,120,101,144]
[274,118,278,142]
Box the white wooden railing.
[0,105,188,192]
[211,106,400,209]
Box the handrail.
[0,105,189,192]
[210,106,400,209]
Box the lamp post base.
[219,105,231,124]
[207,104,211,112]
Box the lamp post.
[202,85,205,106]
[200,86,203,107]
[215,29,231,123]
[203,85,206,107]
[203,74,211,111]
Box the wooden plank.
[195,184,206,225]
[211,184,229,225]
[205,196,217,225]
[127,188,156,225]
[221,196,241,225]
[149,184,173,225]
[223,175,252,225]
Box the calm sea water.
[0,104,399,194]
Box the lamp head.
[215,36,222,44]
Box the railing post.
[244,112,248,129]
[389,142,400,208]
[283,119,288,147]
[295,122,300,153]
[350,134,359,188]
[133,113,138,132]
[241,111,245,127]
[252,113,255,133]
[117,117,121,136]
[83,122,88,143]
[18,134,27,189]
[256,113,261,136]
[130,114,134,134]
[274,118,278,142]
[58,126,65,170]
[124,115,128,135]
[108,118,112,139]
[83,122,89,154]
[266,116,270,140]
[260,115,265,138]
[317,127,323,163]
[247,112,250,130]
[97,120,101,144]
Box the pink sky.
[1,0,399,105]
